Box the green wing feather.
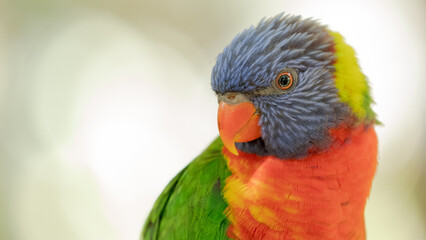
[142,137,231,240]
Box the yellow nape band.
[329,31,375,121]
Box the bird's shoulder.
[142,137,231,240]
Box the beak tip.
[219,132,239,156]
[229,147,239,156]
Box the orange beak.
[217,101,261,155]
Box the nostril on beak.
[218,92,250,105]
[227,95,236,100]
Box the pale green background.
[1,0,425,239]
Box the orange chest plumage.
[222,125,378,240]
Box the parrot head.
[212,13,376,159]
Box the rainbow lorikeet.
[143,13,377,240]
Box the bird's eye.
[276,72,294,90]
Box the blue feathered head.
[212,13,375,159]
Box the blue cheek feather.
[238,69,350,159]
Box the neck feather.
[223,124,377,240]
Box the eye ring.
[276,71,294,90]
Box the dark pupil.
[279,75,290,87]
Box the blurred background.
[1,0,425,239]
